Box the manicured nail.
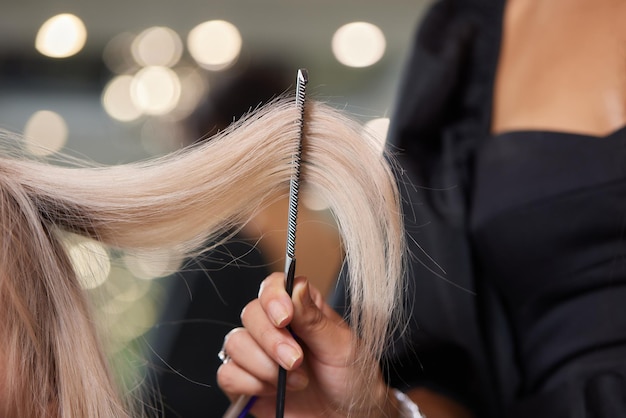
[268,301,289,327]
[276,343,300,369]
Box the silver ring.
[219,328,240,365]
[218,334,231,365]
[218,348,231,364]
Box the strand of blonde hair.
[0,98,406,416]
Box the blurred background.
[0,0,432,163]
[0,1,431,416]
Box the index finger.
[258,272,294,328]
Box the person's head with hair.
[0,98,405,416]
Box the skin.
[0,357,4,414]
[492,0,626,136]
[217,273,398,417]
[217,274,474,418]
[219,1,626,416]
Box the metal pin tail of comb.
[221,68,308,418]
[276,67,308,418]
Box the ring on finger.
[218,348,231,364]
[218,333,232,365]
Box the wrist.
[345,379,399,418]
[392,389,423,418]
[365,384,422,418]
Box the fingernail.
[269,301,289,327]
[287,370,309,390]
[277,343,300,369]
[295,280,312,306]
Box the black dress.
[340,0,626,416]
[471,129,626,417]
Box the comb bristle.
[285,69,308,259]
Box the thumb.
[290,277,354,364]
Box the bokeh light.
[170,66,209,120]
[95,264,161,348]
[108,268,151,303]
[68,239,112,289]
[187,20,242,71]
[115,298,159,342]
[35,13,87,58]
[131,66,181,115]
[332,22,386,68]
[23,110,68,156]
[122,250,182,280]
[102,75,143,122]
[302,186,330,211]
[364,117,390,153]
[102,32,138,74]
[132,26,183,67]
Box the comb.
[276,67,308,418]
[222,68,308,418]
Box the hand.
[217,272,396,417]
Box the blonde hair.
[0,98,405,416]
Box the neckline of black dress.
[489,124,626,142]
